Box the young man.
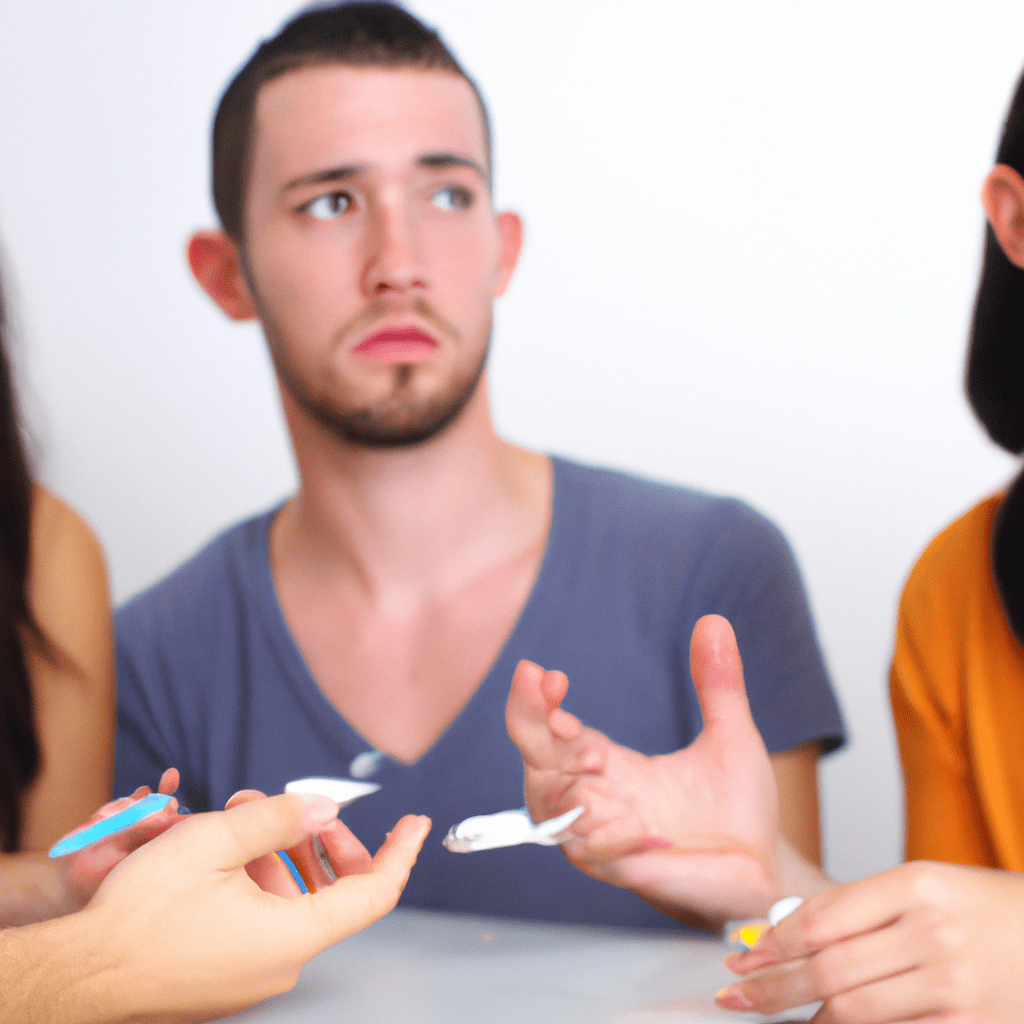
[115,2,844,930]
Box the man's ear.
[187,230,257,320]
[981,164,1024,270]
[494,211,524,297]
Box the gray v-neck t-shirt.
[116,457,843,930]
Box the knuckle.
[804,949,841,995]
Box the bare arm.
[771,741,822,866]
[18,486,114,849]
[0,796,429,1024]
[0,489,115,923]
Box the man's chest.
[278,558,541,764]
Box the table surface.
[226,907,815,1023]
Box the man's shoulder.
[552,455,785,549]
[115,507,278,640]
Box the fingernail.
[299,794,341,830]
[714,986,753,1011]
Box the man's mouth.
[352,326,440,363]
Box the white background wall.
[1,1,1021,882]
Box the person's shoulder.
[902,495,1000,609]
[29,484,107,590]
[115,508,277,635]
[553,455,785,546]
[27,486,110,644]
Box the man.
[115,2,844,930]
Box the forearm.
[772,833,836,902]
[0,851,74,926]
[0,910,131,1024]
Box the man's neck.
[271,380,551,602]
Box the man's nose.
[362,202,425,296]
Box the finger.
[299,815,431,949]
[225,789,268,810]
[507,661,597,774]
[158,767,180,794]
[506,660,556,749]
[737,868,911,967]
[318,818,373,877]
[205,793,342,871]
[814,966,949,1024]
[221,790,310,895]
[688,615,756,736]
[721,921,923,1014]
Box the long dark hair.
[967,68,1024,643]
[0,266,44,852]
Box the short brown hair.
[211,2,492,242]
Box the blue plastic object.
[277,850,310,894]
[49,793,173,858]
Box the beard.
[258,297,490,449]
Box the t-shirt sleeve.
[697,499,845,755]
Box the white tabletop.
[226,907,815,1023]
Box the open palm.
[506,614,781,923]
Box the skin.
[505,614,833,929]
[0,793,430,1024]
[18,487,113,849]
[188,64,825,863]
[0,770,181,926]
[721,862,1024,1022]
[0,487,134,924]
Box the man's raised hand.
[506,614,783,924]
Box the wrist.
[0,852,78,926]
[772,833,836,901]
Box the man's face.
[240,65,520,447]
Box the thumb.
[689,615,756,735]
[506,659,550,740]
[206,793,341,870]
[298,815,432,949]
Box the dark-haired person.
[114,1,845,931]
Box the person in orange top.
[888,64,1024,872]
[890,494,1024,868]
[719,66,1024,1021]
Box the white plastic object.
[284,777,381,808]
[443,806,584,853]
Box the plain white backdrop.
[1,1,1021,882]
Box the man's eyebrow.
[418,152,488,181]
[282,164,365,192]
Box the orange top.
[890,494,1024,868]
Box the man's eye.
[431,186,473,211]
[301,192,351,219]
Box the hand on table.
[76,794,429,1022]
[719,860,1024,1022]
[54,767,183,913]
[506,614,783,923]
